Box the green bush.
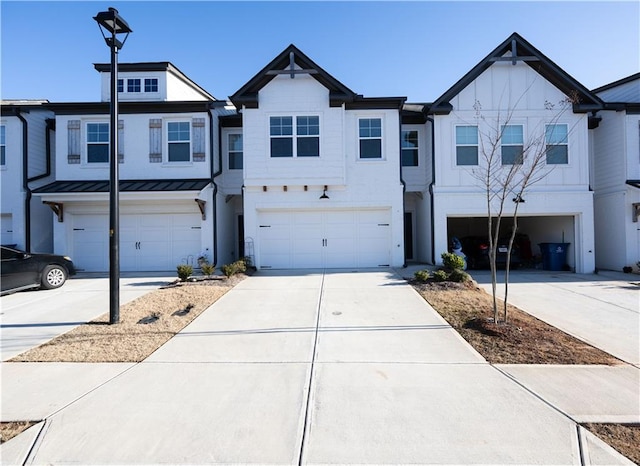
[432,270,448,282]
[201,262,215,276]
[449,269,470,283]
[441,252,465,270]
[221,263,235,277]
[177,264,193,281]
[414,269,431,283]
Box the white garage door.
[258,209,391,269]
[72,213,201,272]
[1,214,14,246]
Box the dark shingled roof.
[33,179,211,193]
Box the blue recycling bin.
[538,243,570,271]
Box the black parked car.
[1,246,76,295]
[460,236,522,270]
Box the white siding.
[592,111,626,191]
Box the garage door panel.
[258,209,390,269]
[1,214,13,246]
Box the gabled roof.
[429,32,603,115]
[94,61,217,101]
[229,44,405,110]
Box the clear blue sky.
[2,1,639,103]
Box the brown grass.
[411,279,620,365]
[9,275,246,363]
[583,423,640,465]
[0,421,37,444]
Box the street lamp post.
[93,8,132,324]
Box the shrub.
[235,259,247,273]
[449,269,470,283]
[201,262,215,276]
[221,259,249,278]
[414,269,431,283]
[176,264,193,281]
[441,252,465,271]
[432,270,448,282]
[221,263,235,277]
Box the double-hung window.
[455,126,478,165]
[228,133,243,169]
[545,124,568,164]
[0,125,5,166]
[501,125,524,165]
[86,123,109,163]
[127,78,141,93]
[167,122,191,162]
[144,78,158,93]
[359,118,382,159]
[269,116,319,157]
[401,130,419,166]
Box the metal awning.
[626,180,640,189]
[33,179,211,194]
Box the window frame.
[144,78,159,93]
[117,79,124,93]
[166,120,192,163]
[269,115,320,158]
[358,117,383,160]
[228,132,243,170]
[85,122,110,164]
[401,129,419,167]
[455,125,479,166]
[127,78,141,93]
[501,124,524,165]
[545,123,569,165]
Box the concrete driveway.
[468,269,640,366]
[0,272,175,361]
[2,269,632,465]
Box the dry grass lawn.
[0,421,37,444]
[9,275,246,363]
[583,423,640,465]
[411,279,620,365]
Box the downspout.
[210,106,223,267]
[399,110,407,268]
[426,116,436,265]
[15,109,31,252]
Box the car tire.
[41,265,68,289]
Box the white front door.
[258,209,391,269]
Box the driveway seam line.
[297,270,325,466]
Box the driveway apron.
[4,269,627,465]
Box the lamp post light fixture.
[93,7,132,324]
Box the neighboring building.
[592,73,640,271]
[0,100,55,252]
[33,63,226,272]
[422,33,603,273]
[227,45,406,269]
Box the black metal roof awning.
[626,180,640,189]
[33,179,211,194]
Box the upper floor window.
[228,133,243,169]
[0,125,5,166]
[545,124,568,164]
[86,123,109,163]
[401,130,419,167]
[456,125,478,166]
[144,78,158,93]
[167,122,191,162]
[359,118,382,159]
[501,125,523,165]
[117,79,124,93]
[270,115,319,157]
[127,78,141,93]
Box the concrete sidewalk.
[1,269,635,464]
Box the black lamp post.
[93,7,132,324]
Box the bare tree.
[469,93,577,323]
